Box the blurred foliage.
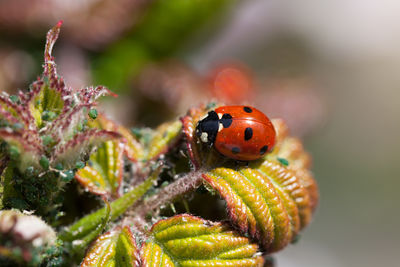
[92,0,230,92]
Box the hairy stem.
[131,170,204,219]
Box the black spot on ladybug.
[231,147,240,154]
[244,127,253,141]
[243,106,252,113]
[196,111,219,144]
[260,145,269,155]
[207,111,219,120]
[220,113,233,128]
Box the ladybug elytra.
[196,105,276,161]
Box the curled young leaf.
[75,141,124,198]
[91,115,182,162]
[118,124,145,162]
[203,167,294,252]
[28,83,64,129]
[0,22,119,172]
[89,114,145,162]
[81,226,139,267]
[53,129,121,167]
[181,107,204,170]
[145,120,182,161]
[141,214,264,267]
[182,106,318,253]
[266,120,319,213]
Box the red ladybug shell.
[196,105,276,161]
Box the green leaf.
[199,139,317,252]
[203,167,294,252]
[118,124,144,162]
[255,160,312,231]
[29,84,64,128]
[145,120,182,161]
[81,226,139,267]
[141,214,264,267]
[267,132,319,213]
[75,141,124,197]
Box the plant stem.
[130,170,204,219]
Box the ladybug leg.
[233,160,249,168]
[234,161,240,169]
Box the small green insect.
[9,146,20,160]
[277,157,289,166]
[62,170,75,182]
[88,108,98,119]
[42,135,54,146]
[40,156,50,170]
[42,111,57,121]
[9,95,19,103]
[75,161,85,169]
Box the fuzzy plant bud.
[0,210,56,263]
[0,21,120,172]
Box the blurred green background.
[0,0,399,266]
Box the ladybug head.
[196,111,219,145]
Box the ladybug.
[196,105,276,161]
